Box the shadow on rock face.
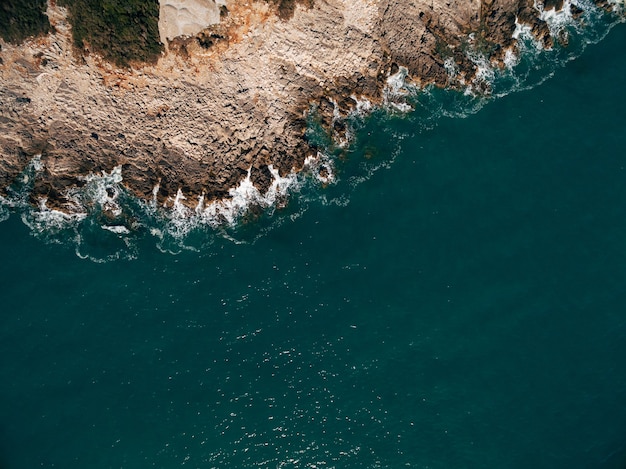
[268,0,315,20]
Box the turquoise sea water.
[1,10,626,469]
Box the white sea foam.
[31,154,44,172]
[22,198,86,234]
[534,0,584,42]
[351,95,372,116]
[473,59,496,84]
[4,163,139,259]
[512,17,537,43]
[463,51,496,95]
[0,197,10,223]
[304,152,336,186]
[18,164,136,245]
[330,98,342,122]
[268,165,299,198]
[1,155,86,234]
[73,165,124,217]
[503,49,520,69]
[15,154,45,186]
[607,1,624,16]
[443,57,459,81]
[383,66,414,112]
[154,163,303,240]
[102,225,131,235]
[151,182,160,208]
[385,66,409,94]
[75,231,138,263]
[327,96,370,150]
[202,168,261,227]
[390,102,414,113]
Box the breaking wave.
[0,152,336,260]
[0,1,623,260]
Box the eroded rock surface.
[0,0,617,212]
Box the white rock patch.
[158,0,227,44]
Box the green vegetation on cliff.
[58,0,162,66]
[0,0,51,44]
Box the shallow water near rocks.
[1,16,626,469]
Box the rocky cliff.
[0,0,619,215]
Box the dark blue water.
[1,14,626,469]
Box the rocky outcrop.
[0,0,618,214]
